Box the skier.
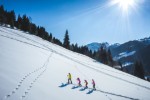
[92,79,96,90]
[67,73,72,84]
[77,77,81,86]
[84,80,88,88]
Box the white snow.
[122,62,133,67]
[0,26,150,100]
[114,51,136,60]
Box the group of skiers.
[67,73,96,90]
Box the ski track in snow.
[0,26,149,100]
[0,27,150,91]
[0,27,136,79]
[0,27,137,79]
[0,27,135,78]
[69,84,139,100]
[1,53,53,100]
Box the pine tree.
[9,10,16,28]
[37,26,45,38]
[133,61,145,79]
[92,51,97,59]
[16,15,22,29]
[103,49,108,64]
[74,43,78,52]
[44,31,49,40]
[53,37,62,46]
[21,15,30,31]
[98,46,108,64]
[63,30,70,49]
[107,49,114,67]
[0,5,5,24]
[11,11,16,27]
[88,50,93,57]
[48,33,53,42]
[30,23,37,34]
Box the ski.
[59,83,69,87]
[79,87,88,91]
[86,89,95,94]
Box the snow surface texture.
[0,26,150,100]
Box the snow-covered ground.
[122,62,134,67]
[114,51,136,60]
[0,26,150,100]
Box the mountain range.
[86,37,150,75]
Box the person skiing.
[77,77,81,86]
[67,73,72,84]
[84,80,88,88]
[92,79,96,90]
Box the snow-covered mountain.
[86,42,109,52]
[87,37,150,75]
[110,39,150,74]
[138,37,150,45]
[0,26,150,100]
[113,51,136,61]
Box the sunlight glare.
[111,0,135,12]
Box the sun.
[111,0,135,12]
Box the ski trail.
[1,53,53,100]
[77,61,136,78]
[0,27,133,78]
[0,27,134,78]
[95,87,112,100]
[70,84,138,100]
[49,48,150,91]
[1,27,134,79]
[1,27,150,91]
[0,34,49,51]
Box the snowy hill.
[0,26,150,100]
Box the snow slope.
[0,26,150,100]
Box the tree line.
[0,5,145,80]
[0,5,113,66]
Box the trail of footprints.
[3,54,51,100]
[20,69,47,100]
[4,67,45,99]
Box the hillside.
[87,39,150,75]
[136,45,150,75]
[0,26,150,100]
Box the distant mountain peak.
[86,42,110,52]
[86,42,121,52]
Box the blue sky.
[0,0,150,45]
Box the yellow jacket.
[68,74,72,79]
